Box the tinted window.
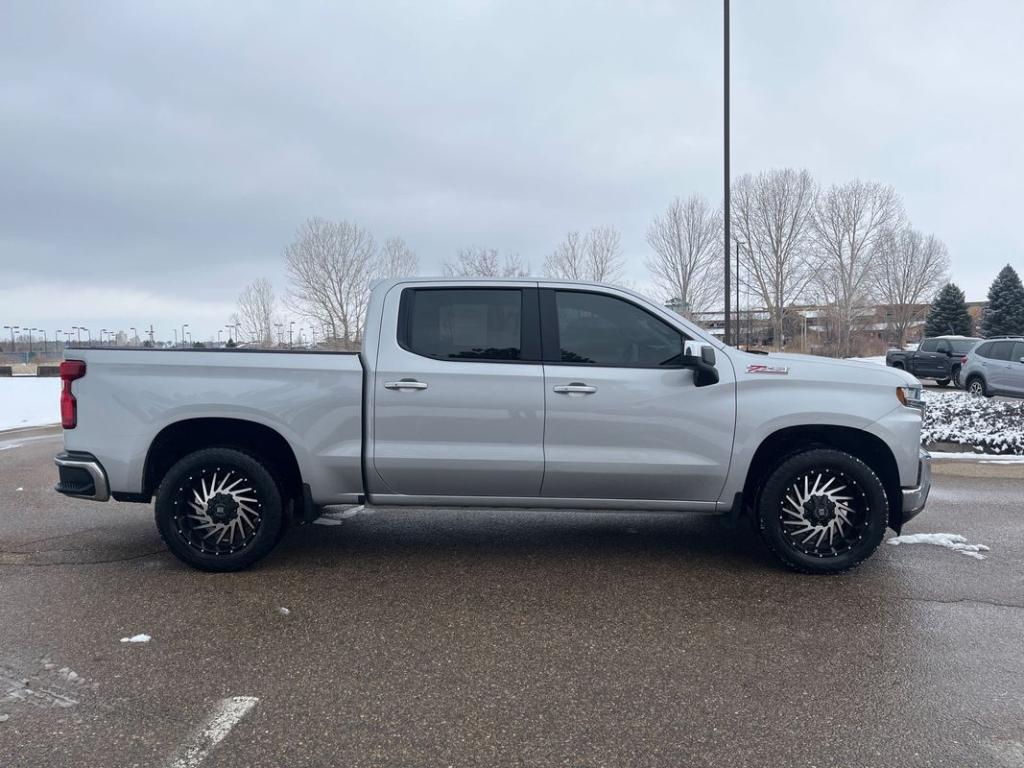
[987,341,1014,361]
[950,339,979,354]
[1012,342,1024,363]
[935,339,952,354]
[919,339,937,352]
[554,291,684,367]
[405,289,522,361]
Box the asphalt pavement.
[1,427,1022,767]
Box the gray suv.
[963,337,1024,398]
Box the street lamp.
[181,324,189,348]
[3,325,17,353]
[130,327,137,346]
[288,321,294,348]
[723,0,732,347]
[26,327,35,354]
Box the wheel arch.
[743,425,902,530]
[143,418,302,502]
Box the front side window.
[554,291,684,367]
[919,339,937,352]
[405,289,522,361]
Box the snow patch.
[14,487,22,492]
[0,378,61,431]
[119,634,151,643]
[277,607,290,616]
[930,451,1024,462]
[888,532,990,559]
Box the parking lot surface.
[1,428,1022,767]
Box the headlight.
[897,386,925,410]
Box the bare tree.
[645,195,722,317]
[545,226,624,283]
[443,247,529,278]
[874,226,950,347]
[811,180,903,357]
[378,236,419,279]
[233,278,277,346]
[284,217,376,348]
[732,169,818,350]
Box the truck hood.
[735,351,921,387]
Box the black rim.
[778,467,870,558]
[172,466,263,556]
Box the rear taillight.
[60,360,86,429]
[960,356,968,365]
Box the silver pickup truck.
[54,278,931,574]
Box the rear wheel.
[154,447,284,571]
[951,366,962,388]
[756,448,888,574]
[966,376,990,398]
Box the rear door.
[371,284,545,498]
[539,287,736,504]
[913,339,944,378]
[985,341,1015,393]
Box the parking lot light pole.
[3,326,17,353]
[723,0,732,347]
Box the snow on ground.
[888,533,990,560]
[119,634,151,643]
[930,451,1024,462]
[845,355,888,365]
[922,390,1024,455]
[0,377,60,431]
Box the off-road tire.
[154,447,285,572]
[756,448,889,575]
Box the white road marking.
[169,696,258,768]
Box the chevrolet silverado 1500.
[54,278,931,574]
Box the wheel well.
[891,361,904,369]
[143,418,302,502]
[743,425,902,529]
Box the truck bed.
[63,348,365,504]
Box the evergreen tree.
[924,283,972,337]
[981,264,1024,337]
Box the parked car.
[53,278,931,575]
[885,335,981,387]
[963,337,1024,398]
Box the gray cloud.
[1,0,1020,339]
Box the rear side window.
[919,339,937,352]
[950,339,978,354]
[1012,342,1024,363]
[553,290,685,367]
[402,288,524,361]
[986,341,1014,361]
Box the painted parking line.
[169,696,259,768]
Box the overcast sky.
[1,0,1021,341]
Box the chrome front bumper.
[900,450,931,524]
[54,452,110,502]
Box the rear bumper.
[900,450,931,524]
[54,452,110,502]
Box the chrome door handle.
[552,382,597,395]
[384,379,428,391]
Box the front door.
[539,288,736,503]
[372,285,545,498]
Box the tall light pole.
[181,324,189,348]
[723,0,732,347]
[288,321,294,348]
[3,326,16,353]
[26,327,35,354]
[130,327,137,346]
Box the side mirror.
[682,341,719,387]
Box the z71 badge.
[746,364,789,375]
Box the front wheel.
[756,448,889,574]
[154,447,285,571]
[935,378,951,388]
